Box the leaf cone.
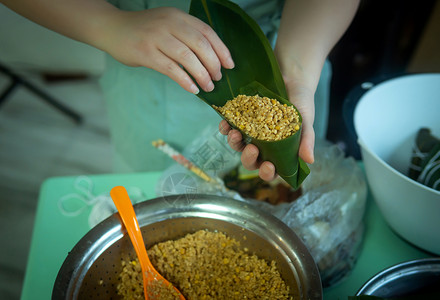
[190,0,310,189]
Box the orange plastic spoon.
[110,186,185,300]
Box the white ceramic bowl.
[354,73,440,255]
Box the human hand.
[101,7,235,94]
[219,78,315,182]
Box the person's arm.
[222,0,359,181]
[275,0,360,163]
[0,0,234,94]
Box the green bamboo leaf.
[189,0,287,102]
[239,82,310,189]
[189,0,309,189]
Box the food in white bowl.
[354,73,440,254]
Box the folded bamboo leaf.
[239,81,310,188]
[189,0,287,102]
[189,0,309,189]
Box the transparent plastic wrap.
[254,143,368,287]
[156,128,367,288]
[155,125,242,200]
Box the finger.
[299,122,315,164]
[258,161,277,181]
[159,34,214,92]
[147,50,200,94]
[187,17,235,70]
[173,26,223,81]
[170,27,221,79]
[227,129,245,152]
[241,144,260,170]
[219,120,231,135]
[285,85,315,164]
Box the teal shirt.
[100,0,331,172]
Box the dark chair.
[0,62,82,124]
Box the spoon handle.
[110,186,152,271]
[110,186,186,300]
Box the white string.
[418,151,440,187]
[412,144,427,159]
[433,179,440,190]
[409,144,428,173]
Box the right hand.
[101,7,235,94]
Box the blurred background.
[0,0,439,299]
[328,0,440,158]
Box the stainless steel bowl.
[53,194,322,299]
[356,258,440,297]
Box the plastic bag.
[156,128,367,288]
[254,142,367,287]
[155,125,243,200]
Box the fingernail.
[226,57,235,69]
[232,133,243,144]
[219,121,229,134]
[214,72,222,81]
[191,84,199,94]
[249,146,259,158]
[206,81,214,92]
